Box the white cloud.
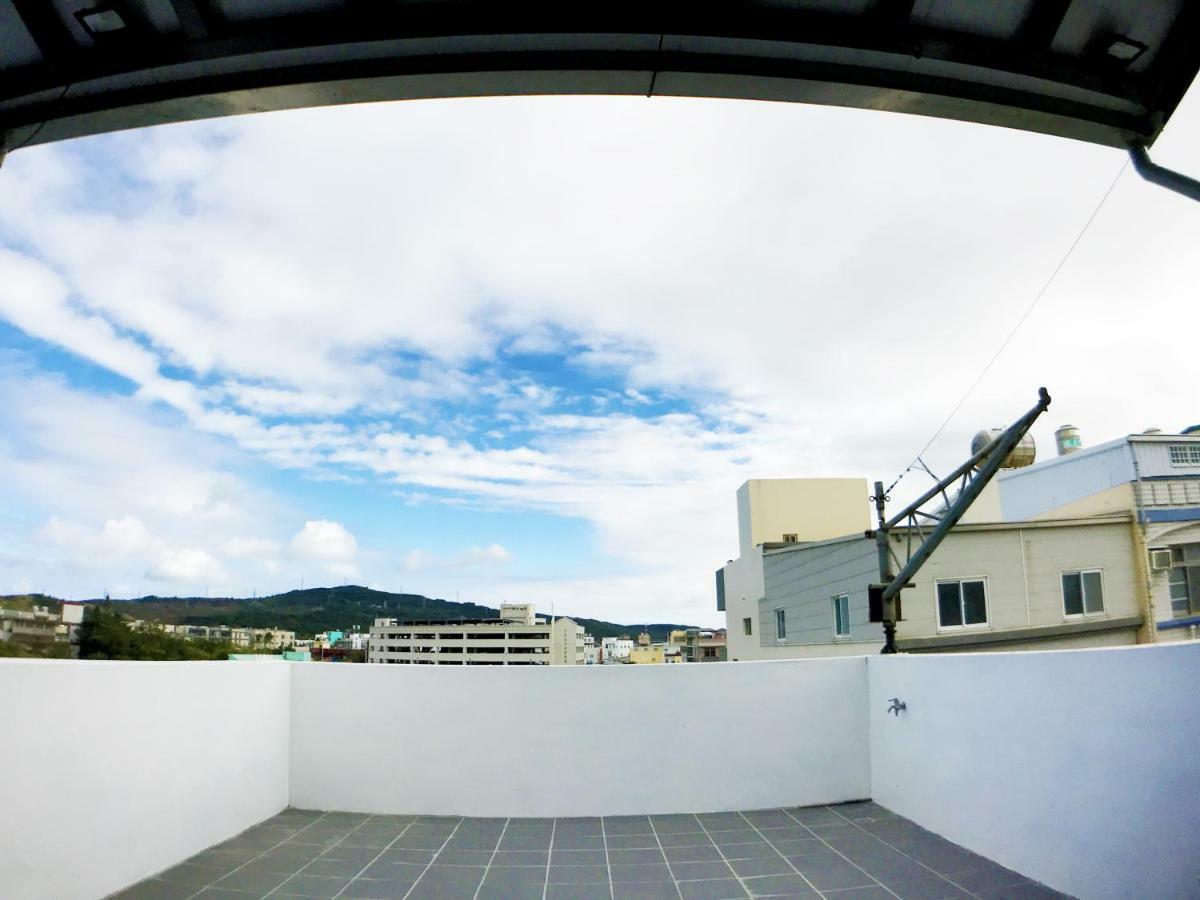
[463,544,512,565]
[2,87,1199,622]
[289,520,358,578]
[0,371,283,598]
[401,544,513,573]
[97,516,163,556]
[221,536,282,559]
[147,548,223,583]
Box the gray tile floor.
[112,802,1071,900]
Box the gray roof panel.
[0,1,1197,149]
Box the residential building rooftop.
[3,642,1196,900]
[112,802,1065,900]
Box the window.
[1168,444,1200,466]
[832,594,850,638]
[742,617,753,636]
[936,579,988,629]
[782,533,798,543]
[1062,570,1105,616]
[1169,567,1191,616]
[775,608,787,640]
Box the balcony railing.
[2,642,1197,899]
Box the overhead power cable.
[885,157,1129,497]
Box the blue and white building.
[994,428,1200,641]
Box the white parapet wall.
[0,660,291,900]
[6,644,1198,900]
[869,642,1200,900]
[289,657,872,817]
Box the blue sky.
[1,89,1198,625]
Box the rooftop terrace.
[3,642,1197,900]
[113,802,1063,900]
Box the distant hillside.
[0,586,697,642]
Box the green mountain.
[1,586,697,642]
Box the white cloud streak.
[1,89,1198,622]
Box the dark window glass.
[937,582,962,627]
[1062,572,1083,616]
[1082,571,1104,614]
[962,581,987,624]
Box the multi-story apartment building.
[0,606,60,648]
[679,628,728,663]
[719,478,1150,659]
[600,636,633,663]
[336,631,370,651]
[991,427,1200,641]
[582,634,601,665]
[367,603,585,665]
[130,622,296,649]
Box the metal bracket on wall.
[1128,143,1200,203]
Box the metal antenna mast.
[870,387,1052,653]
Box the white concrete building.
[368,603,585,665]
[582,634,601,665]
[992,428,1200,641]
[336,632,370,651]
[600,636,633,663]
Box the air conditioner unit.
[1149,548,1173,571]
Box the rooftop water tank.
[1055,425,1082,456]
[971,429,1036,469]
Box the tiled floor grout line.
[646,818,684,900]
[327,815,418,900]
[697,815,784,900]
[599,817,615,900]
[267,812,378,897]
[777,811,902,900]
[823,806,985,899]
[183,810,332,899]
[779,807,903,900]
[124,805,1054,900]
[735,811,829,900]
[471,817,510,900]
[541,817,558,900]
[397,817,466,900]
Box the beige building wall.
[896,519,1139,641]
[550,617,585,665]
[1147,521,1200,643]
[628,645,664,664]
[737,517,1142,660]
[736,478,869,557]
[1025,483,1135,520]
[958,482,1003,523]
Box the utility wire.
[2,82,74,157]
[885,157,1130,496]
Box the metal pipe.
[882,387,1050,601]
[1128,143,1200,203]
[884,435,1002,529]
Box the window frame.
[774,607,787,642]
[742,617,753,636]
[832,594,851,639]
[1167,444,1200,466]
[933,577,990,631]
[1060,568,1106,618]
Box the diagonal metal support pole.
[1128,143,1200,203]
[871,387,1052,653]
